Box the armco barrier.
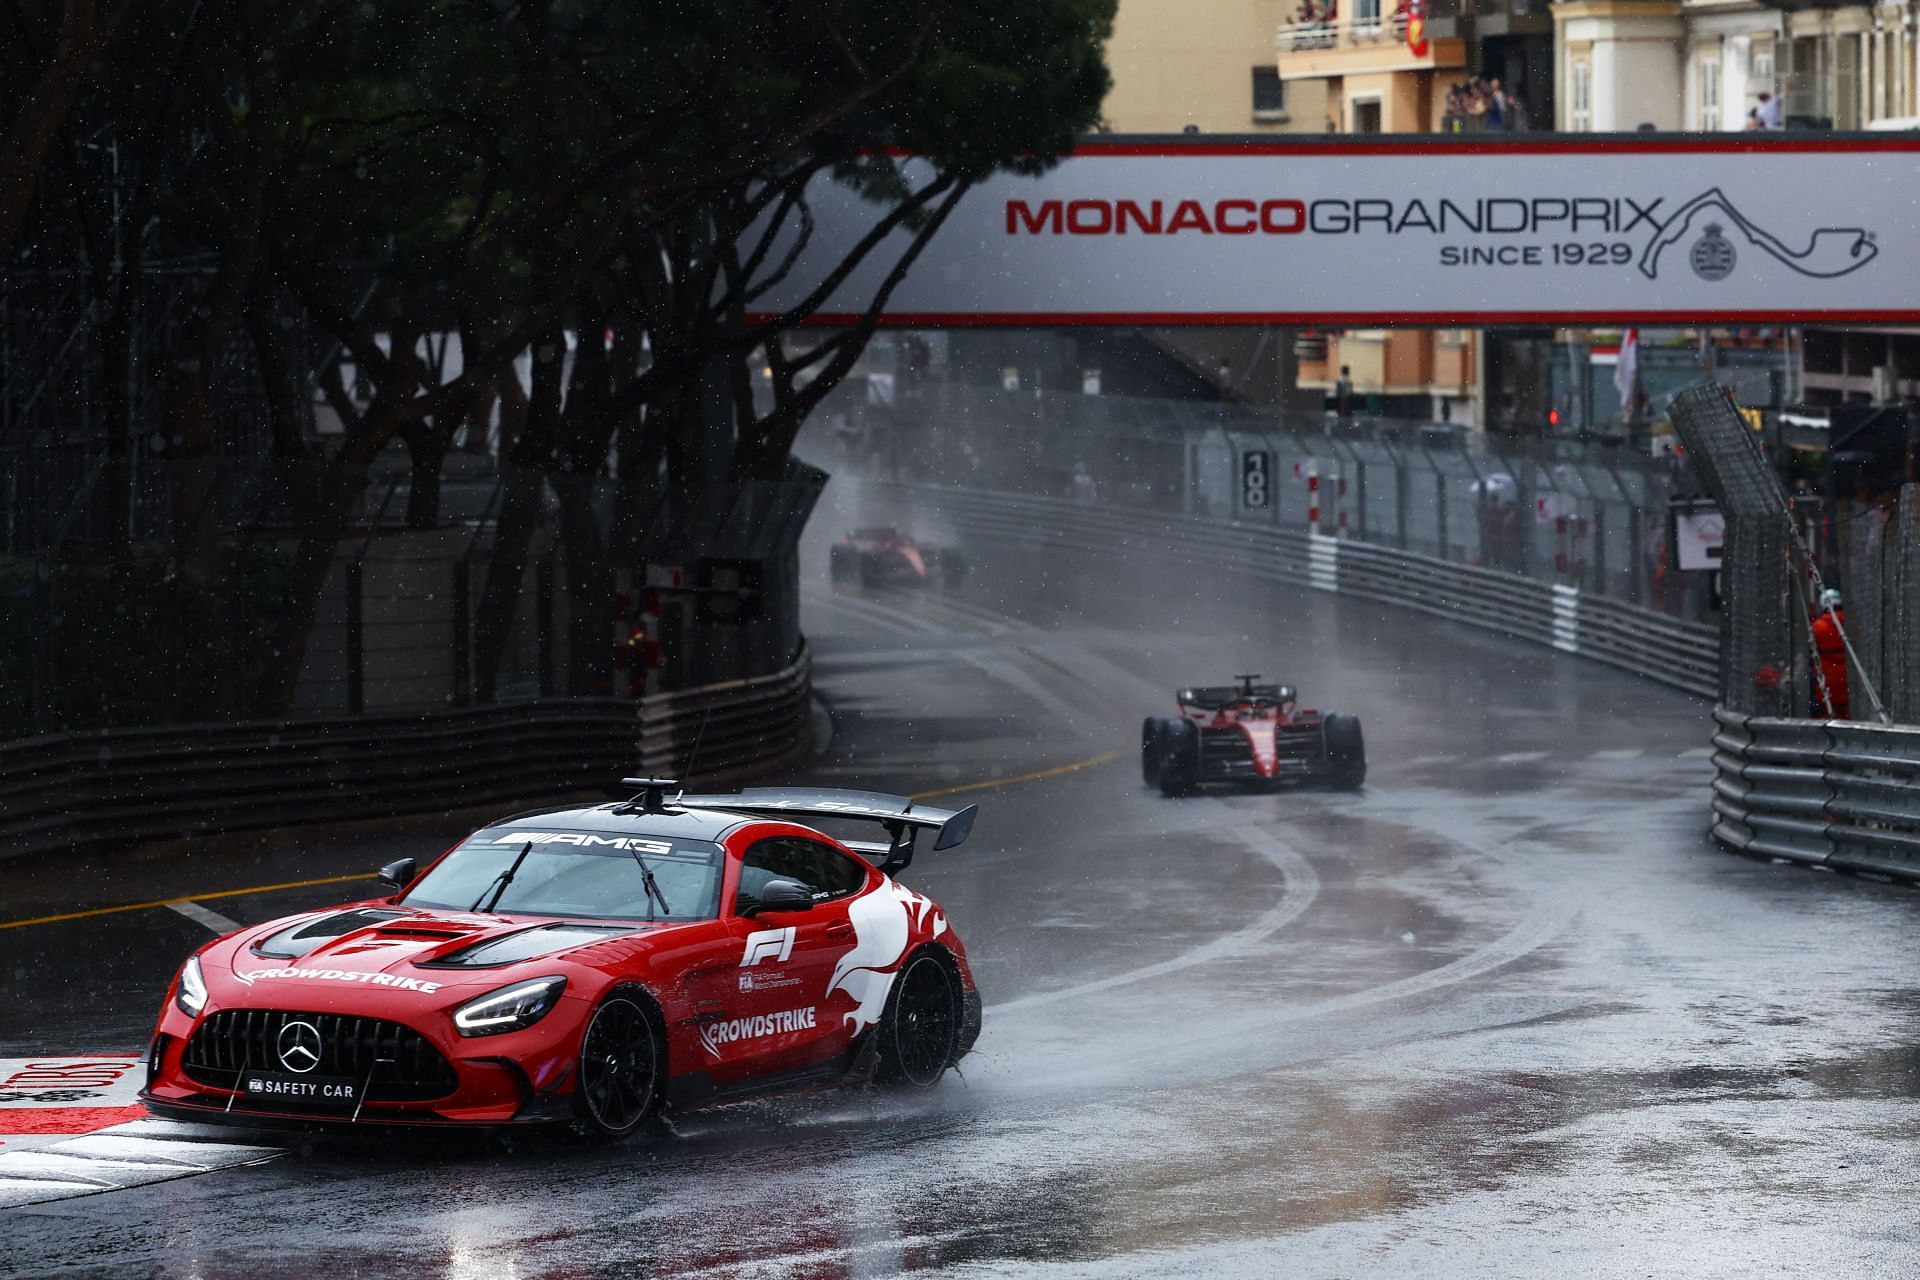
[1710,707,1920,884]
[876,481,1719,698]
[0,645,811,859]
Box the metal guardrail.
[0,646,811,859]
[1711,707,1920,884]
[881,482,1719,699]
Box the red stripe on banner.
[0,1104,147,1136]
[1064,136,1920,157]
[753,310,1920,329]
[878,135,1920,159]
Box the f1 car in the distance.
[830,526,967,588]
[1141,674,1365,795]
[140,782,981,1139]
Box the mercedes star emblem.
[277,1020,323,1074]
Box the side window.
[736,838,870,914]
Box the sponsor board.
[0,1057,145,1150]
[744,136,1920,326]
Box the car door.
[712,837,869,1075]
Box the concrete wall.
[1105,0,1327,133]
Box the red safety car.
[140,783,981,1138]
[829,526,967,588]
[1141,674,1365,795]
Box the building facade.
[1105,0,1330,133]
[1555,0,1920,409]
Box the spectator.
[1335,365,1354,421]
[1757,91,1783,129]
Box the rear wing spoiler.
[659,786,976,874]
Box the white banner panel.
[749,137,1920,327]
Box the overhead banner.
[750,137,1920,327]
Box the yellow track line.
[0,872,378,933]
[911,751,1118,801]
[0,754,1117,933]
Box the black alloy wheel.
[879,952,960,1088]
[574,991,660,1137]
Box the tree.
[465,0,1115,698]
[0,0,133,261]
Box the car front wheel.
[572,988,662,1138]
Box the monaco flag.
[1406,0,1429,57]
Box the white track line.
[165,901,241,933]
[1590,748,1645,760]
[1493,751,1549,764]
[992,826,1320,1014]
[0,1120,281,1210]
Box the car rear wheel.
[1141,717,1164,786]
[858,552,884,588]
[1323,713,1366,789]
[1158,717,1199,796]
[877,950,961,1088]
[572,988,661,1138]
[830,545,855,582]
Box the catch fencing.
[846,382,1715,626]
[0,645,811,860]
[863,480,1719,697]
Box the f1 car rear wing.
[621,782,975,874]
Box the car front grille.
[1201,726,1321,777]
[1273,724,1324,759]
[182,1009,459,1102]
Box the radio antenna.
[675,704,713,802]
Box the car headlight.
[175,954,208,1017]
[452,976,567,1037]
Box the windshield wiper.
[628,848,672,921]
[471,841,533,914]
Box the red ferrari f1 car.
[141,784,981,1137]
[829,526,967,588]
[1141,674,1365,795]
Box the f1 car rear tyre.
[1157,717,1199,797]
[858,552,883,589]
[1323,713,1367,789]
[573,987,662,1138]
[1141,717,1164,786]
[876,950,961,1088]
[830,545,855,583]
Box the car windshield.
[401,829,725,922]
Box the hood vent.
[421,922,635,969]
[253,908,407,959]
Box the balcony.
[1277,4,1466,80]
[1278,5,1411,54]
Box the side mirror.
[752,878,815,915]
[379,858,417,893]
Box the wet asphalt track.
[2,477,1918,1278]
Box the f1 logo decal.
[740,927,795,967]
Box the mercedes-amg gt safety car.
[1141,674,1365,794]
[140,783,982,1138]
[829,526,967,588]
